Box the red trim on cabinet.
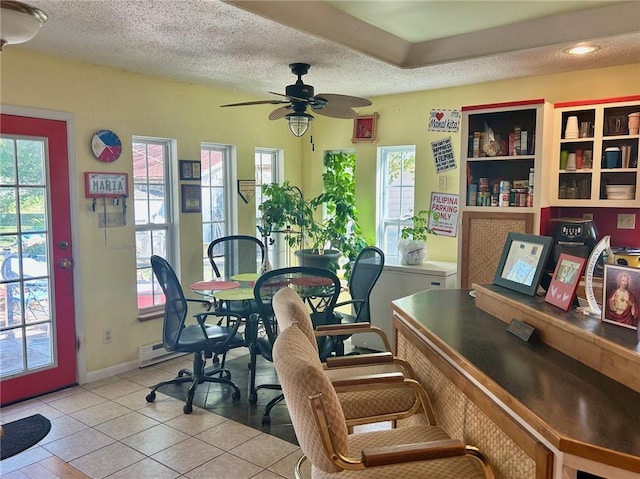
[462,99,545,111]
[555,96,640,109]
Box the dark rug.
[157,353,298,445]
[1,414,51,460]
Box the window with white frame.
[376,145,416,257]
[132,138,175,311]
[255,148,282,267]
[201,143,234,279]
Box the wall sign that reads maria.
[84,172,128,198]
[428,109,460,132]
[428,192,459,237]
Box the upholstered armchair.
[272,318,495,478]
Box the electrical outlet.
[103,328,112,344]
[438,176,447,190]
[617,213,636,230]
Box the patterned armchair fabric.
[272,322,494,478]
[272,288,430,425]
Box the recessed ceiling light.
[564,45,601,55]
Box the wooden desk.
[392,288,640,479]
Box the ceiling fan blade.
[221,99,289,107]
[269,105,294,120]
[312,103,358,119]
[314,93,372,108]
[269,91,310,104]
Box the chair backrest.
[272,287,319,355]
[150,255,188,352]
[348,246,385,322]
[207,235,265,280]
[273,323,348,473]
[253,266,341,354]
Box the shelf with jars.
[459,99,552,219]
[552,96,640,206]
[457,99,553,289]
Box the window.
[132,138,174,311]
[201,144,235,279]
[255,148,282,267]
[376,145,416,257]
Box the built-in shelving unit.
[551,96,640,207]
[459,99,553,224]
[457,99,553,288]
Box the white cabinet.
[551,96,640,206]
[351,258,457,351]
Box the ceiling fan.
[220,63,372,137]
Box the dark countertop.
[392,289,640,463]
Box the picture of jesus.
[603,266,639,330]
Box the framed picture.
[181,184,201,213]
[544,253,586,311]
[352,113,379,143]
[179,160,201,180]
[602,264,639,330]
[493,232,553,296]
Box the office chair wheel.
[145,392,156,403]
[183,404,193,414]
[249,392,257,404]
[261,415,271,426]
[232,391,241,401]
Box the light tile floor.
[0,352,311,479]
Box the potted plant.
[306,151,368,274]
[398,210,438,265]
[258,152,368,273]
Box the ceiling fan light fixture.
[286,112,314,137]
[0,0,47,51]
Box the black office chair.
[207,235,265,360]
[145,255,242,414]
[333,246,385,356]
[246,266,341,425]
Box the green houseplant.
[257,152,368,274]
[398,210,438,265]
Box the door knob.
[59,258,72,269]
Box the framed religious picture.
[493,232,553,296]
[352,113,379,143]
[544,253,586,311]
[602,264,639,330]
[181,184,201,213]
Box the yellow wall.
[304,64,640,261]
[1,49,303,374]
[1,47,639,376]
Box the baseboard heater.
[138,342,187,368]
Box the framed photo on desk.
[544,253,585,310]
[493,232,552,296]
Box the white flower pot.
[398,239,427,265]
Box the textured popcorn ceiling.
[8,0,640,101]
